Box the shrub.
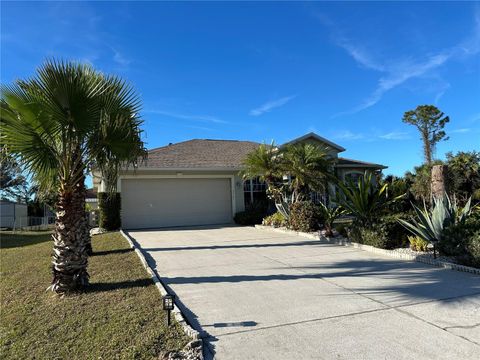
[98,192,121,231]
[347,224,362,243]
[408,236,429,252]
[380,213,411,248]
[335,223,349,238]
[317,203,347,237]
[263,212,286,228]
[288,201,321,232]
[439,216,480,268]
[234,201,268,226]
[347,213,411,249]
[358,225,387,248]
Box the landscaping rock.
[165,339,203,360]
[89,227,107,236]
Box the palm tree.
[280,143,336,201]
[241,141,280,196]
[1,60,146,293]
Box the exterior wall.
[0,202,28,228]
[293,138,340,159]
[336,167,380,183]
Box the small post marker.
[162,294,175,326]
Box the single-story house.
[93,132,386,229]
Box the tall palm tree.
[280,143,336,201]
[1,60,146,293]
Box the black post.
[167,309,171,326]
[433,243,437,259]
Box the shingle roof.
[337,157,387,169]
[140,139,261,169]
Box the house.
[85,188,98,210]
[93,132,386,229]
[0,200,28,229]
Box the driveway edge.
[254,225,480,276]
[119,230,204,358]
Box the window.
[310,191,328,205]
[244,178,267,207]
[344,172,364,184]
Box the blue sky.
[2,1,479,183]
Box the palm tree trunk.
[49,180,90,293]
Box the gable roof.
[337,157,387,169]
[281,132,346,152]
[140,139,261,169]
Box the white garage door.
[121,178,233,229]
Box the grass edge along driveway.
[0,231,190,359]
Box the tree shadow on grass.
[0,232,52,249]
[91,248,134,256]
[86,278,153,293]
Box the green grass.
[0,231,190,359]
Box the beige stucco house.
[93,132,386,229]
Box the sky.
[1,1,479,186]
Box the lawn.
[0,231,190,359]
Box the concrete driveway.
[127,226,480,360]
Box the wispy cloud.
[249,95,297,116]
[144,109,227,124]
[451,128,471,133]
[467,112,480,123]
[332,130,364,140]
[332,130,412,141]
[379,131,411,140]
[317,8,480,114]
[111,47,131,67]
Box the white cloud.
[144,109,227,124]
[319,8,480,114]
[379,131,411,140]
[451,128,471,133]
[332,130,364,140]
[249,95,297,116]
[112,47,131,67]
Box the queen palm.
[241,141,281,197]
[281,143,336,201]
[1,60,146,294]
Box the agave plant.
[317,202,346,237]
[398,195,474,245]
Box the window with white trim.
[243,177,267,207]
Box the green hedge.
[440,216,480,268]
[288,201,322,232]
[347,213,412,249]
[234,201,268,226]
[98,192,121,231]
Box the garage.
[121,177,233,229]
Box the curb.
[255,225,480,276]
[119,230,204,357]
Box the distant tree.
[402,105,449,164]
[445,151,480,203]
[0,146,27,201]
[408,160,444,203]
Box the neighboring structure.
[93,132,386,229]
[86,188,98,210]
[0,200,28,228]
